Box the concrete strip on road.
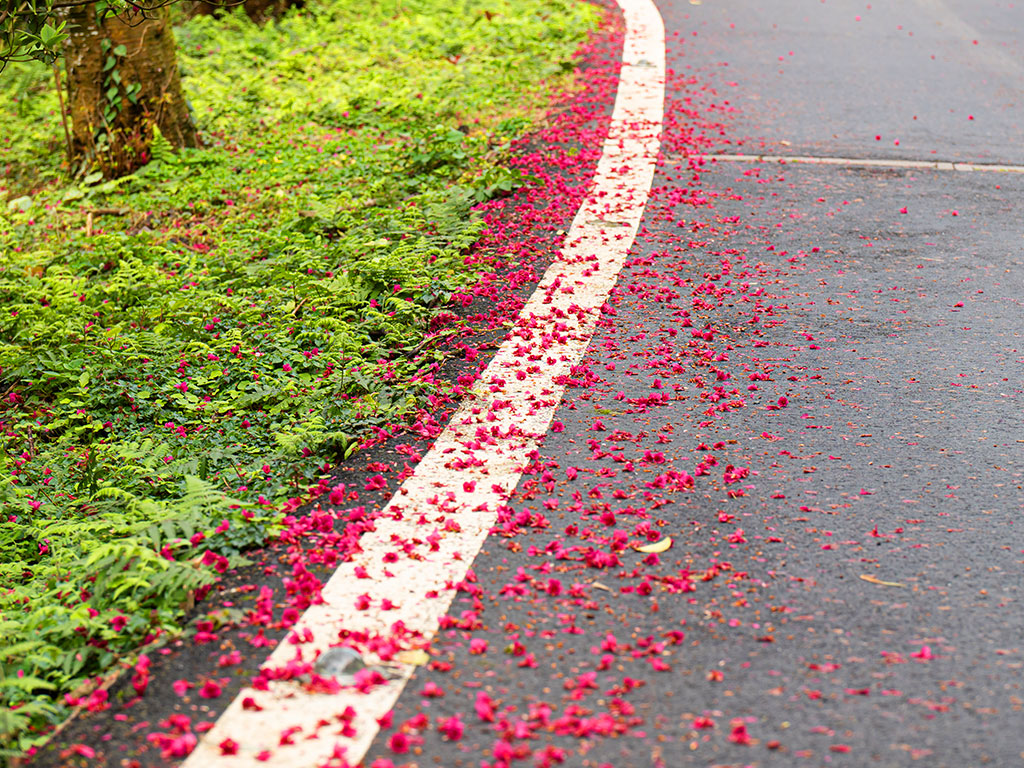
[672,153,1024,173]
[180,1,665,766]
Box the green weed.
[0,0,597,755]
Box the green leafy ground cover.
[0,0,598,754]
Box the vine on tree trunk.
[62,3,198,177]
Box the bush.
[0,0,597,755]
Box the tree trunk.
[62,4,198,177]
[190,0,303,24]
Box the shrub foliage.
[0,0,597,755]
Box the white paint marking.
[181,1,664,766]
[674,153,1024,173]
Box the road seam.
[181,1,665,765]
[674,153,1024,173]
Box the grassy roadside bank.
[0,0,599,755]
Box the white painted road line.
[674,153,1024,173]
[181,1,665,766]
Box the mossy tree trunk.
[62,3,198,177]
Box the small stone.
[314,647,366,681]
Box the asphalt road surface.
[363,2,1023,766]
[37,1,1022,767]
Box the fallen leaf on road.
[859,574,905,588]
[395,649,430,666]
[634,537,673,554]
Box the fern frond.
[149,125,176,165]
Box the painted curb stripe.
[675,152,1024,173]
[181,2,664,765]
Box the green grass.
[0,0,598,755]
